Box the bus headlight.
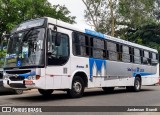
[28,76,36,80]
[28,75,40,80]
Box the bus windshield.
[4,28,45,68]
[0,38,7,68]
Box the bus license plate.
[25,80,33,85]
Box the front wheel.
[67,76,84,98]
[38,89,54,96]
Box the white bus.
[3,17,159,98]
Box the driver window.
[48,31,69,65]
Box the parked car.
[0,70,23,94]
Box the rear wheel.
[133,77,141,92]
[67,76,84,98]
[38,89,54,96]
[126,77,141,92]
[102,87,114,93]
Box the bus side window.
[151,52,158,66]
[140,50,143,64]
[129,47,134,63]
[134,48,141,64]
[148,52,152,64]
[92,38,104,59]
[73,32,89,57]
[143,51,149,65]
[104,40,108,59]
[122,45,130,63]
[117,44,122,61]
[107,41,117,61]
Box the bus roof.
[47,17,158,53]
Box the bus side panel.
[132,64,158,85]
[70,56,91,86]
[141,64,159,85]
[101,60,134,87]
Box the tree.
[83,0,159,38]
[0,0,76,37]
[154,0,160,21]
[82,0,118,36]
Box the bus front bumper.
[3,79,36,90]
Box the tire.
[102,87,114,93]
[133,77,141,92]
[38,89,54,96]
[126,77,141,92]
[14,89,23,94]
[67,76,84,98]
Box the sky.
[47,0,92,30]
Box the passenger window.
[122,46,130,63]
[151,53,158,66]
[107,42,117,61]
[92,38,105,59]
[73,32,89,57]
[134,48,141,64]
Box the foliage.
[83,0,160,59]
[0,0,76,36]
[126,23,160,57]
[82,0,118,36]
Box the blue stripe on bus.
[85,29,105,39]
[89,58,106,79]
[18,71,36,78]
[133,72,155,77]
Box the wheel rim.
[73,81,82,94]
[135,80,140,90]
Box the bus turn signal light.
[36,75,40,80]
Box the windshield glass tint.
[4,28,45,68]
[12,19,45,32]
[0,39,7,68]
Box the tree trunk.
[109,0,115,37]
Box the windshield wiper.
[22,27,35,42]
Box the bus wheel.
[38,89,54,96]
[126,77,141,92]
[102,87,114,93]
[67,76,84,98]
[14,89,23,94]
[133,77,141,92]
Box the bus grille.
[9,76,25,81]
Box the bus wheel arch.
[72,72,88,87]
[126,74,142,92]
[67,72,87,98]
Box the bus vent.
[63,68,67,74]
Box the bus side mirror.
[55,33,61,46]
